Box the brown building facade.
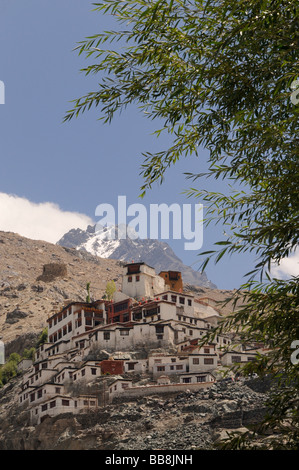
[159,271,183,292]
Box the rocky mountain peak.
[57,224,217,289]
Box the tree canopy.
[64,0,299,449]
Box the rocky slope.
[0,230,270,451]
[0,375,269,450]
[0,230,123,345]
[0,230,234,350]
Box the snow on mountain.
[57,224,217,288]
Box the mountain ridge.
[57,224,217,289]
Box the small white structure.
[220,350,258,366]
[157,375,171,385]
[108,378,133,400]
[122,262,165,300]
[179,371,216,384]
[30,394,98,425]
[149,354,188,377]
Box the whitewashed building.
[121,262,165,300]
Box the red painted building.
[107,298,133,324]
[100,360,124,375]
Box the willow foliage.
[65,0,299,449]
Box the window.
[120,329,129,336]
[179,297,185,305]
[128,276,132,282]
[136,275,140,282]
[189,330,193,336]
[41,404,48,412]
[157,366,165,372]
[91,368,97,375]
[171,295,177,303]
[128,363,135,371]
[62,399,70,406]
[50,400,56,408]
[204,358,214,365]
[196,376,206,383]
[38,390,43,399]
[188,299,192,306]
[104,332,110,340]
[157,334,164,340]
[183,377,191,383]
[193,358,200,364]
[156,326,164,334]
[204,348,210,354]
[81,369,85,376]
[176,365,183,370]
[232,356,241,363]
[55,387,61,394]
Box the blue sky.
[0,1,295,289]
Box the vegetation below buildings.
[0,328,48,388]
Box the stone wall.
[110,381,213,402]
[36,263,68,282]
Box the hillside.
[0,372,270,450]
[0,231,123,345]
[0,230,235,351]
[0,230,271,452]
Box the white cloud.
[0,192,93,244]
[271,248,299,279]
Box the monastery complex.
[16,262,262,424]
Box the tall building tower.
[122,262,165,300]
